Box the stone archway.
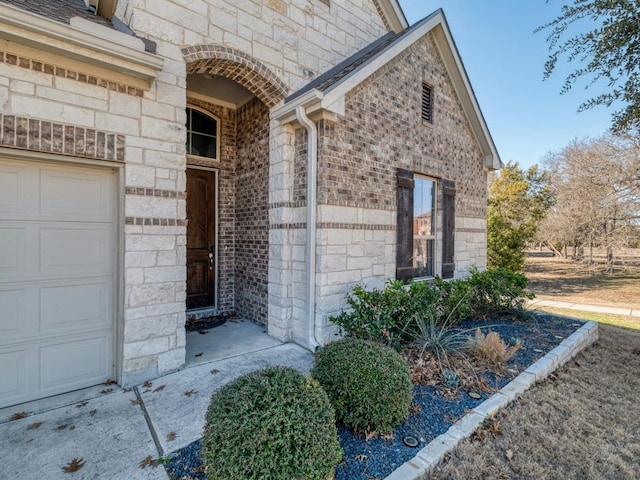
[182,45,288,108]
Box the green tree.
[488,162,554,271]
[537,0,640,134]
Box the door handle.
[208,252,214,270]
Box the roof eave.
[0,3,163,84]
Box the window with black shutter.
[396,169,415,280]
[441,180,456,279]
[396,170,455,280]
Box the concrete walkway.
[528,298,640,318]
[0,313,611,480]
[0,321,314,480]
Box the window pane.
[189,109,216,135]
[413,238,434,277]
[189,133,217,158]
[414,177,435,236]
[186,108,218,159]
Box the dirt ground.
[525,250,640,310]
[430,324,640,480]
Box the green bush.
[330,269,534,349]
[434,277,474,324]
[200,366,342,480]
[329,279,441,348]
[312,339,413,434]
[465,268,534,319]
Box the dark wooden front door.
[186,168,216,309]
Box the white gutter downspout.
[295,106,320,351]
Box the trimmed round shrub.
[312,339,413,434]
[200,366,342,480]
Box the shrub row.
[199,268,532,478]
[330,268,534,347]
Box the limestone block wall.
[0,36,187,385]
[108,0,393,353]
[267,120,299,343]
[116,0,390,94]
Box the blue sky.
[398,1,613,169]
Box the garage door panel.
[0,288,29,337]
[0,163,36,217]
[0,224,38,275]
[39,335,110,394]
[0,168,20,208]
[41,226,113,275]
[40,281,112,332]
[0,158,116,408]
[0,227,24,269]
[0,224,38,276]
[41,168,114,220]
[0,348,29,404]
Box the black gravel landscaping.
[164,313,583,480]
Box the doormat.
[185,314,235,332]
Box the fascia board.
[323,15,441,103]
[378,0,409,32]
[0,3,163,82]
[430,21,502,170]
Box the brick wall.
[236,98,270,323]
[315,39,487,215]
[307,32,489,341]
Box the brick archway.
[183,45,288,108]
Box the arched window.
[186,107,218,159]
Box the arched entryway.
[182,45,287,360]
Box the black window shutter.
[441,179,456,279]
[396,168,414,280]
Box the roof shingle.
[0,0,113,28]
[285,10,439,104]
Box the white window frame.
[413,175,438,279]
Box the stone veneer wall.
[309,33,489,342]
[114,0,400,376]
[0,31,188,385]
[235,98,270,324]
[1,0,400,385]
[116,0,390,95]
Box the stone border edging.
[385,321,599,480]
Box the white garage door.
[0,158,117,408]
